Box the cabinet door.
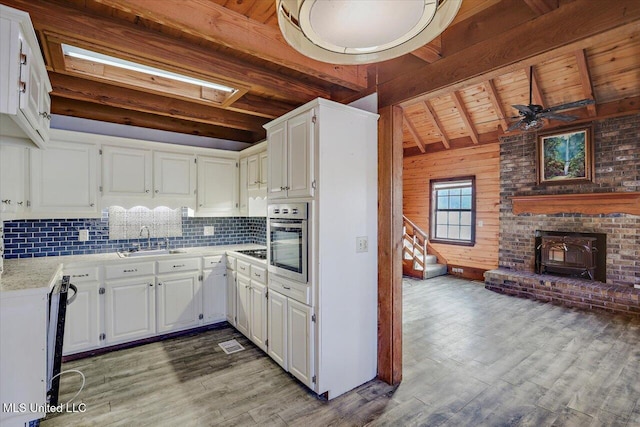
[30,141,98,215]
[202,268,226,325]
[153,151,196,200]
[288,299,314,388]
[226,270,236,326]
[259,150,268,189]
[0,143,28,215]
[18,38,43,135]
[249,281,267,352]
[62,281,100,355]
[104,276,156,344]
[235,274,251,337]
[267,121,286,197]
[196,156,238,215]
[267,290,288,370]
[156,272,202,334]
[102,145,152,197]
[247,154,260,191]
[287,110,314,199]
[239,157,248,215]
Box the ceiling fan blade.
[543,99,595,113]
[538,112,578,121]
[512,104,533,114]
[507,119,526,132]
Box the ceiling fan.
[507,67,595,132]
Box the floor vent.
[218,339,245,355]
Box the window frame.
[429,176,476,247]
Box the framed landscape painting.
[537,126,594,185]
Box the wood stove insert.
[535,231,606,282]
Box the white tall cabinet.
[264,98,379,400]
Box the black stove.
[236,248,267,260]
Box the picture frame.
[537,125,594,185]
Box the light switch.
[204,226,215,236]
[356,236,368,253]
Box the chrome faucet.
[139,226,151,249]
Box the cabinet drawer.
[157,258,200,274]
[269,275,310,305]
[203,255,225,270]
[250,265,267,284]
[63,266,99,283]
[236,259,251,276]
[226,256,236,270]
[104,262,155,280]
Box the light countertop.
[1,244,265,293]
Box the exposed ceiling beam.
[92,0,368,92]
[574,49,597,117]
[525,66,545,106]
[410,37,441,64]
[403,115,426,153]
[227,94,295,120]
[380,0,640,107]
[6,0,332,105]
[404,130,500,157]
[523,0,559,15]
[421,101,450,149]
[51,97,263,143]
[49,72,268,132]
[484,79,510,132]
[451,91,480,144]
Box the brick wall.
[499,114,640,287]
[3,213,267,259]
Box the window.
[430,176,475,246]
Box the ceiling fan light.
[278,0,462,64]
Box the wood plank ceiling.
[2,0,639,153]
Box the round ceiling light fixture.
[277,0,462,64]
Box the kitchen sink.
[117,248,187,258]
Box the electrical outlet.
[78,229,89,241]
[452,267,464,274]
[635,284,640,290]
[203,226,215,236]
[356,236,368,253]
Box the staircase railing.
[402,215,428,271]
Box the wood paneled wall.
[403,143,500,271]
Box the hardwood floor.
[42,276,640,426]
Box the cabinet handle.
[158,282,163,286]
[20,53,27,65]
[149,283,153,287]
[283,285,291,290]
[19,81,26,93]
[2,200,11,205]
[155,190,159,194]
[90,203,95,207]
[199,204,203,207]
[17,201,23,206]
[39,112,51,120]
[123,268,138,273]
[172,264,185,268]
[145,189,150,193]
[254,272,260,277]
[72,273,89,277]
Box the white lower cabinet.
[236,274,251,337]
[226,270,237,326]
[202,265,226,325]
[156,272,201,334]
[267,290,288,369]
[63,281,101,355]
[104,276,156,345]
[249,281,267,351]
[288,298,314,388]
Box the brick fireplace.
[485,114,640,315]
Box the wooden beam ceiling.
[451,91,480,144]
[484,79,509,132]
[403,116,426,153]
[574,49,598,117]
[421,101,450,149]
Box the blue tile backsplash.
[3,213,266,259]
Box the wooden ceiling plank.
[7,0,330,104]
[451,91,480,144]
[523,0,559,15]
[484,79,510,131]
[421,101,450,149]
[410,37,442,64]
[379,0,640,108]
[574,49,598,116]
[524,66,545,106]
[49,72,268,132]
[91,0,368,91]
[51,96,262,142]
[403,115,426,153]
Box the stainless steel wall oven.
[268,203,308,283]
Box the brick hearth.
[485,269,640,316]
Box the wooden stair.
[403,215,448,279]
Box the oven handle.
[270,222,303,230]
[67,284,78,305]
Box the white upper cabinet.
[0,143,29,218]
[0,5,52,147]
[102,145,153,199]
[239,157,248,215]
[196,155,238,216]
[259,151,268,189]
[247,153,260,191]
[30,141,99,216]
[266,109,314,200]
[153,150,196,205]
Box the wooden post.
[377,105,403,385]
